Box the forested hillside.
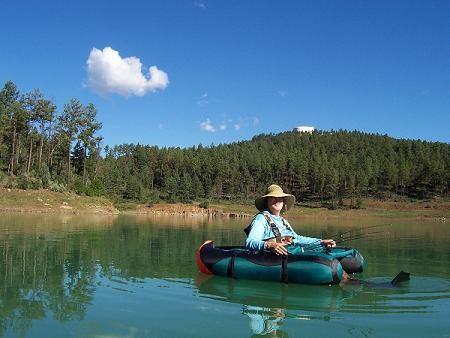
[1,80,449,204]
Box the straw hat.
[255,184,295,212]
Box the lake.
[1,213,449,338]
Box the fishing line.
[334,231,386,245]
[325,224,389,241]
[300,230,386,252]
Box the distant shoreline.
[0,188,119,215]
[0,188,448,222]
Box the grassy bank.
[0,188,118,214]
[208,198,450,221]
[0,188,448,221]
[120,197,450,222]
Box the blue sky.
[1,0,449,147]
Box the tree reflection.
[0,234,96,336]
[0,215,244,336]
[2,215,448,336]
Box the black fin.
[390,271,410,286]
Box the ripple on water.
[340,276,450,314]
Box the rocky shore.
[123,203,252,218]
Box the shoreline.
[0,188,119,215]
[0,188,448,222]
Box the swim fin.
[390,271,410,286]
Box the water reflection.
[197,273,450,311]
[0,215,109,336]
[195,273,450,337]
[0,214,450,337]
[195,275,342,337]
[0,213,117,233]
[0,214,242,337]
[243,306,287,337]
[124,213,231,228]
[195,274,350,312]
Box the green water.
[1,214,449,338]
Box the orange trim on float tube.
[196,240,214,274]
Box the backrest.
[243,213,263,237]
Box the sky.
[1,0,449,148]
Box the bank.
[0,188,448,221]
[0,188,119,215]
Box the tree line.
[0,80,102,194]
[1,80,449,204]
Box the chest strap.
[262,213,295,243]
[244,212,295,241]
[263,213,282,242]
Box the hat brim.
[255,194,295,212]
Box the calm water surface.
[1,213,449,338]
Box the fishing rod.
[315,224,389,249]
[293,224,387,252]
[324,224,389,242]
[300,230,386,252]
[334,231,386,245]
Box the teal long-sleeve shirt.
[245,211,321,251]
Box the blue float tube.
[198,241,365,285]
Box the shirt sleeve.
[293,235,321,247]
[286,219,322,248]
[245,214,268,251]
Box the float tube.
[196,240,365,285]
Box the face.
[267,196,284,215]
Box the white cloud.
[86,46,169,97]
[234,116,259,131]
[197,93,209,106]
[278,90,287,98]
[194,1,206,9]
[200,119,216,132]
[200,116,259,133]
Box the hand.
[282,237,293,245]
[321,239,336,249]
[265,241,288,255]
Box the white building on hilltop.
[293,126,315,133]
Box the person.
[245,184,336,255]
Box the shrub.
[68,175,85,195]
[353,197,363,209]
[17,174,41,190]
[199,201,209,209]
[327,201,338,210]
[85,178,105,197]
[49,180,66,193]
[36,165,51,189]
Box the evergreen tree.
[58,99,83,183]
[1,78,449,203]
